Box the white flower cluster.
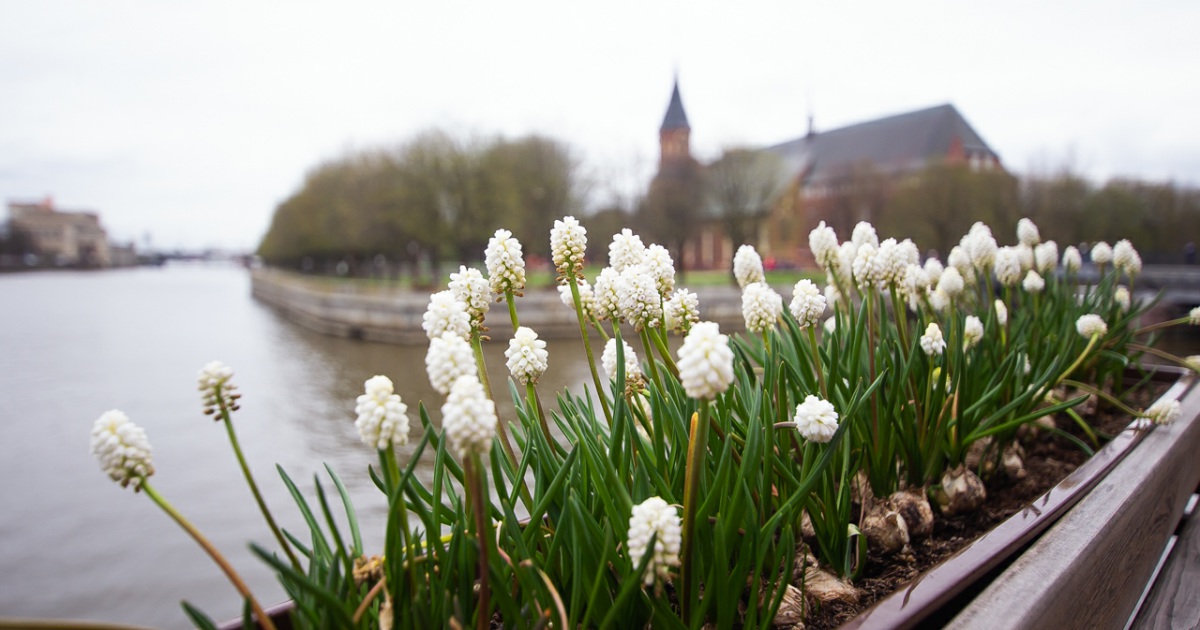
[354,376,410,450]
[789,279,826,329]
[742,282,782,333]
[792,395,839,443]
[592,267,624,322]
[1017,218,1040,247]
[994,247,1022,287]
[1076,314,1108,339]
[664,288,700,334]
[1144,399,1181,426]
[963,315,984,350]
[677,322,735,400]
[448,266,490,325]
[1062,246,1082,273]
[994,299,1008,326]
[505,326,549,385]
[550,216,587,275]
[1114,286,1131,311]
[558,280,595,320]
[602,338,642,382]
[426,332,478,395]
[643,244,676,296]
[1191,306,1200,326]
[1113,239,1142,276]
[1034,241,1058,273]
[1091,242,1113,266]
[626,496,682,588]
[609,229,645,272]
[441,375,497,461]
[920,323,947,357]
[1022,270,1045,294]
[198,360,239,415]
[91,410,154,490]
[619,268,664,331]
[733,245,765,289]
[423,290,471,340]
[809,221,840,270]
[485,229,526,296]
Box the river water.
[0,263,595,628]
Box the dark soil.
[804,381,1169,630]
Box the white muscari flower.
[425,332,478,395]
[823,317,837,334]
[920,323,947,356]
[627,497,682,588]
[1183,355,1200,373]
[198,360,239,415]
[664,288,700,334]
[937,267,965,298]
[993,247,1022,287]
[1062,246,1082,273]
[947,246,971,277]
[91,410,154,489]
[923,257,945,284]
[851,221,879,249]
[875,238,907,289]
[592,267,625,321]
[441,375,497,460]
[618,267,663,331]
[789,279,826,328]
[963,315,984,350]
[994,299,1008,326]
[557,279,595,320]
[1076,314,1108,338]
[1190,306,1200,325]
[677,322,735,400]
[742,282,783,333]
[1034,241,1058,273]
[449,266,490,324]
[1114,286,1131,311]
[550,216,587,275]
[642,244,676,296]
[485,229,526,296]
[929,289,951,313]
[1144,399,1181,426]
[851,242,882,291]
[809,221,840,270]
[901,264,930,299]
[1113,239,1142,276]
[602,338,642,382]
[792,395,839,443]
[354,376,410,450]
[824,281,841,308]
[1022,270,1045,294]
[834,242,857,287]
[965,222,997,271]
[1015,244,1035,272]
[898,238,921,266]
[505,326,549,385]
[1091,242,1112,266]
[733,245,765,289]
[609,228,646,272]
[1017,218,1040,247]
[422,290,472,341]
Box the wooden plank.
[1130,500,1200,630]
[950,377,1200,630]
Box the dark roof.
[660,81,690,131]
[765,104,1000,185]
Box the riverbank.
[250,267,754,343]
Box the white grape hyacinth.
[441,375,497,461]
[742,282,783,333]
[963,315,984,350]
[1076,314,1108,339]
[1184,355,1200,373]
[627,496,682,589]
[664,288,700,334]
[602,338,642,382]
[1114,286,1131,311]
[851,221,879,249]
[937,267,965,299]
[733,244,765,289]
[994,299,1008,326]
[809,221,840,270]
[91,410,154,490]
[993,247,1022,287]
[1113,239,1142,276]
[354,376,410,450]
[423,290,472,341]
[1144,399,1181,426]
[609,228,646,272]
[792,395,840,443]
[920,322,947,356]
[505,326,549,385]
[789,279,826,329]
[592,267,625,322]
[198,360,239,415]
[642,244,676,296]
[677,322,735,400]
[449,266,490,325]
[1091,242,1113,266]
[1022,270,1045,294]
[1062,246,1082,273]
[1190,306,1200,326]
[557,279,595,320]
[618,267,664,331]
[485,229,527,297]
[426,332,478,395]
[1034,241,1058,274]
[550,215,587,275]
[1017,218,1041,247]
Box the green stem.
[808,327,827,398]
[680,402,710,623]
[382,447,419,600]
[1128,342,1193,368]
[526,381,564,457]
[638,327,664,393]
[648,326,680,379]
[471,332,519,469]
[1134,316,1192,336]
[505,289,520,332]
[1060,379,1145,419]
[568,276,613,426]
[140,481,277,630]
[220,407,302,572]
[466,457,492,630]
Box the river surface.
[0,263,596,628]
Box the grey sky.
[3,1,1197,250]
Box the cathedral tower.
[659,79,691,166]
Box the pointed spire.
[660,79,690,132]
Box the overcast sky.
[3,1,1197,251]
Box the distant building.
[7,197,113,267]
[649,83,1005,270]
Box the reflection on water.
[0,263,593,629]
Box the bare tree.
[706,148,789,249]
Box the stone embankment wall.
[251,268,752,344]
